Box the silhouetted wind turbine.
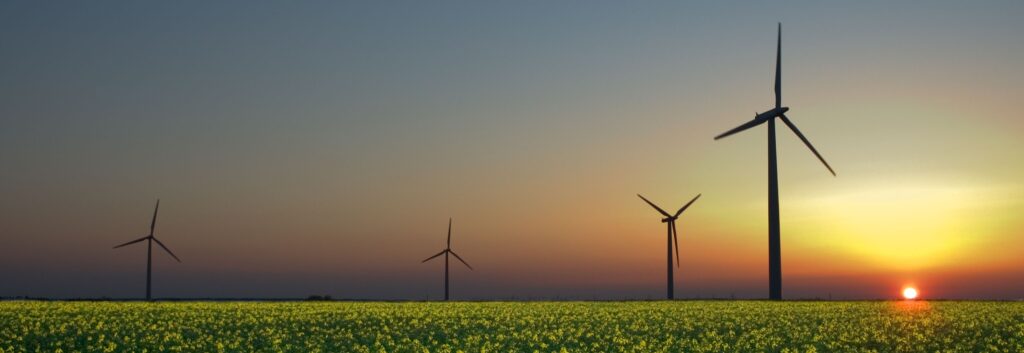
[713,23,835,300]
[637,193,701,299]
[421,218,473,301]
[112,199,181,301]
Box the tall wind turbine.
[112,199,181,301]
[421,218,473,301]
[713,23,835,300]
[637,193,701,299]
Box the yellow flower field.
[1,301,1022,352]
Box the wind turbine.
[637,193,701,299]
[713,23,835,300]
[421,218,473,301]
[112,199,181,301]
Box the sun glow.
[784,182,1000,271]
[902,287,919,300]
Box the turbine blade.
[673,193,702,218]
[150,199,160,235]
[421,250,446,263]
[112,236,149,249]
[671,222,680,268]
[637,194,671,218]
[151,237,181,262]
[775,23,782,108]
[447,218,452,249]
[450,251,473,270]
[714,118,765,140]
[780,114,836,176]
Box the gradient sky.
[2,1,1023,300]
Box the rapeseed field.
[1,301,1022,352]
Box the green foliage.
[1,301,1022,352]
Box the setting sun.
[903,287,919,300]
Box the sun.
[902,287,919,300]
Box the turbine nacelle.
[756,106,789,121]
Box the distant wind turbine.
[637,193,701,300]
[421,218,473,301]
[713,23,835,300]
[112,199,181,301]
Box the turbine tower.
[637,193,701,300]
[112,199,181,301]
[713,23,835,300]
[421,218,473,301]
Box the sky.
[1,1,1023,300]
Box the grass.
[1,300,1023,352]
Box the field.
[1,301,1023,353]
